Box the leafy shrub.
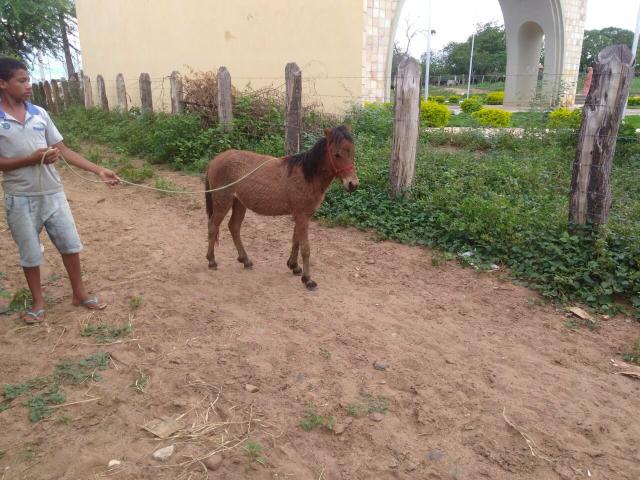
[433,96,446,104]
[420,100,451,127]
[627,96,640,107]
[460,97,483,114]
[548,107,582,129]
[448,95,460,104]
[471,108,512,127]
[486,91,504,105]
[349,102,393,137]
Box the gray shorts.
[4,192,83,267]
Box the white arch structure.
[362,0,588,107]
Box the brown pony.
[204,125,358,289]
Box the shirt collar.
[0,101,40,120]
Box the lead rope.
[39,148,275,194]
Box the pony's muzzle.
[343,176,359,193]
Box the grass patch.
[299,406,335,432]
[346,394,388,418]
[241,440,266,471]
[623,338,640,365]
[81,322,132,344]
[1,352,110,422]
[1,288,32,315]
[128,296,144,310]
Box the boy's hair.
[0,57,28,81]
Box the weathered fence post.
[43,81,55,113]
[96,75,109,111]
[217,67,233,130]
[115,73,128,111]
[569,45,634,227]
[390,57,421,197]
[83,75,94,107]
[139,73,153,112]
[51,80,63,113]
[69,73,83,107]
[31,83,42,106]
[170,70,184,114]
[37,83,45,107]
[61,80,71,109]
[285,62,302,155]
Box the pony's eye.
[335,153,342,158]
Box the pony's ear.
[344,124,352,134]
[324,128,332,138]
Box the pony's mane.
[286,125,353,181]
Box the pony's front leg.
[287,229,302,275]
[295,216,316,290]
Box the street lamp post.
[466,31,476,99]
[424,0,432,101]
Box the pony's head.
[324,125,358,192]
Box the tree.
[434,23,506,76]
[0,0,76,66]
[580,27,633,71]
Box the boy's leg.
[61,252,88,304]
[46,193,106,309]
[23,266,46,312]
[4,195,46,321]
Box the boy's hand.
[98,167,120,186]
[31,148,59,165]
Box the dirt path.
[1,159,639,480]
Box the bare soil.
[1,159,639,480]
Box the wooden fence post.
[31,83,42,106]
[390,57,421,197]
[43,81,55,113]
[139,73,153,112]
[83,75,94,107]
[115,74,128,112]
[69,73,83,107]
[61,80,71,109]
[285,62,302,155]
[37,83,45,107]
[569,44,634,227]
[96,75,109,111]
[170,70,183,114]
[217,67,233,130]
[51,80,63,113]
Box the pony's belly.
[235,194,291,216]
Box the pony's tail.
[205,171,213,220]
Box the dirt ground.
[1,158,639,480]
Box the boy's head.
[0,57,31,103]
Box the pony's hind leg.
[228,198,253,269]
[206,193,233,269]
[287,230,302,275]
[294,215,316,290]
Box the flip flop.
[73,295,107,310]
[23,309,46,324]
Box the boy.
[0,58,119,324]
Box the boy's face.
[0,69,32,102]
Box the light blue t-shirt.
[0,102,64,196]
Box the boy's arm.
[0,148,57,172]
[53,142,120,185]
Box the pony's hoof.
[302,276,317,290]
[292,267,302,275]
[208,261,217,270]
[238,257,253,269]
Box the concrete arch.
[362,0,587,107]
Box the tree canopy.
[0,0,75,62]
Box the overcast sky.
[397,0,640,57]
